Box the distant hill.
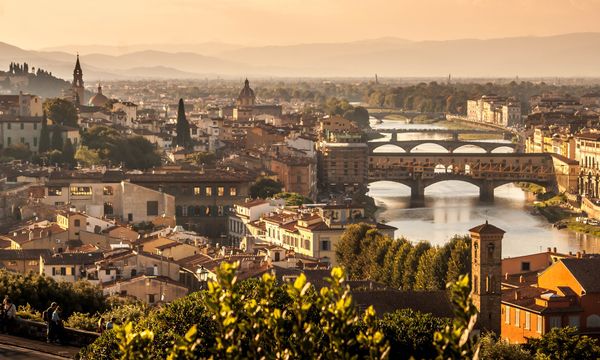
[4,33,600,79]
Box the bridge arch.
[491,146,515,154]
[453,144,488,153]
[371,143,407,153]
[409,142,450,153]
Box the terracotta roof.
[42,252,103,265]
[560,258,600,293]
[0,249,51,261]
[469,221,506,235]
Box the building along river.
[368,118,600,257]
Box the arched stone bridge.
[372,128,510,141]
[368,152,556,205]
[368,139,517,154]
[370,111,446,120]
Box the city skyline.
[3,0,600,49]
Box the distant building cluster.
[467,95,521,127]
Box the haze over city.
[1,1,600,358]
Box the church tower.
[469,221,504,334]
[72,54,85,105]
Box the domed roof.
[88,84,109,107]
[238,78,255,100]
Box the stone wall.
[11,318,98,347]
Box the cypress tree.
[62,138,75,167]
[38,113,50,153]
[51,126,64,151]
[175,98,191,148]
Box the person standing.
[51,305,64,345]
[43,302,58,343]
[2,298,16,333]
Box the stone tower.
[469,221,504,334]
[72,54,84,105]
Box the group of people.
[43,302,65,344]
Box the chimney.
[505,273,509,280]
[569,251,573,256]
[577,252,582,258]
[582,250,586,256]
[519,275,524,283]
[515,290,520,300]
[28,231,34,241]
[553,247,557,253]
[153,264,159,276]
[547,247,552,252]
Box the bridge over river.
[367,152,556,206]
[369,128,511,141]
[368,139,517,154]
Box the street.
[0,343,69,359]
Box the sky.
[3,0,600,49]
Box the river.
[367,118,600,257]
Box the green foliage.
[75,145,102,166]
[81,125,161,169]
[433,275,479,360]
[0,270,106,317]
[16,303,43,321]
[343,106,370,128]
[336,226,471,291]
[525,326,600,360]
[189,151,216,167]
[65,312,99,331]
[106,264,390,360]
[274,191,313,206]
[46,149,64,165]
[377,309,449,360]
[1,144,32,161]
[50,126,64,151]
[479,333,533,360]
[250,177,283,199]
[38,114,50,153]
[175,98,191,148]
[43,98,78,127]
[62,138,75,167]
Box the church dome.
[88,84,109,107]
[237,79,255,106]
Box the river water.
[367,119,600,257]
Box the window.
[148,294,156,303]
[48,187,62,196]
[525,312,531,330]
[128,213,133,222]
[33,137,37,146]
[229,187,237,196]
[205,187,212,196]
[505,305,510,324]
[304,239,311,250]
[20,137,25,144]
[218,187,224,196]
[6,137,10,146]
[74,219,81,227]
[537,315,543,333]
[515,309,520,327]
[103,186,113,195]
[194,187,201,195]
[568,315,580,328]
[33,123,37,130]
[28,260,37,266]
[60,267,66,276]
[70,186,92,196]
[20,123,24,130]
[7,123,11,130]
[147,201,159,216]
[549,316,561,329]
[104,202,114,215]
[321,240,330,251]
[521,262,531,271]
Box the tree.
[525,326,600,360]
[175,98,191,148]
[446,237,471,285]
[43,98,78,127]
[38,113,50,153]
[250,178,283,199]
[274,192,312,206]
[75,146,101,167]
[62,138,75,167]
[50,126,64,151]
[414,247,440,290]
[335,223,379,279]
[343,106,370,128]
[479,333,533,360]
[1,144,32,161]
[402,242,431,290]
[391,241,413,288]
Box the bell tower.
[469,221,504,334]
[72,54,84,105]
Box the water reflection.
[368,118,600,257]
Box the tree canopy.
[250,178,283,199]
[43,98,78,127]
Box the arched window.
[175,206,182,217]
[587,314,600,328]
[194,206,201,217]
[187,206,195,217]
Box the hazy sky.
[3,0,600,49]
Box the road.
[0,343,69,359]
